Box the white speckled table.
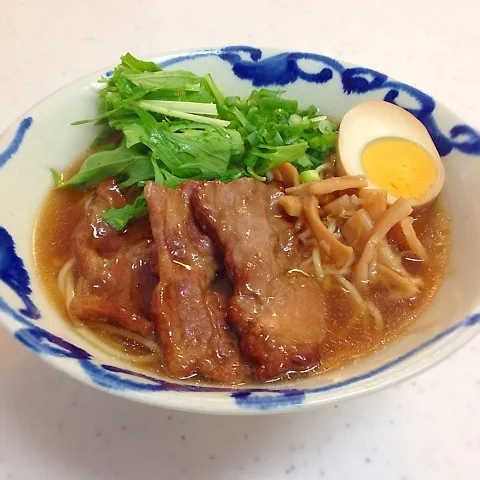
[1,1,479,479]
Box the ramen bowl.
[0,46,479,414]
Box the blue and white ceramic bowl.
[1,47,479,414]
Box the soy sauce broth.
[33,156,450,384]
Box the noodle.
[323,253,355,276]
[335,275,365,310]
[293,217,305,232]
[99,323,160,352]
[298,228,313,242]
[324,218,336,235]
[334,276,384,331]
[323,267,349,276]
[366,301,384,330]
[299,256,313,269]
[312,247,324,280]
[58,258,76,309]
[64,273,76,308]
[58,258,75,295]
[75,326,156,364]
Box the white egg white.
[337,100,445,208]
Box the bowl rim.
[1,45,479,414]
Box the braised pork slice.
[70,179,155,337]
[192,178,326,380]
[144,181,246,384]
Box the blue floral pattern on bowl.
[163,46,480,157]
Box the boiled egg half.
[337,100,445,208]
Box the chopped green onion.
[246,166,266,182]
[288,113,302,126]
[311,115,336,133]
[224,96,241,107]
[299,170,321,183]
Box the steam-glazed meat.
[69,179,155,337]
[144,181,246,383]
[192,178,327,380]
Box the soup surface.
[33,155,450,385]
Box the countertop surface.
[1,1,479,479]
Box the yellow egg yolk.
[361,137,437,200]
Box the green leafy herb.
[118,155,155,188]
[124,71,201,91]
[103,194,148,231]
[119,52,161,73]
[58,144,148,188]
[252,142,308,174]
[143,125,243,177]
[50,168,62,187]
[121,123,145,148]
[59,53,339,228]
